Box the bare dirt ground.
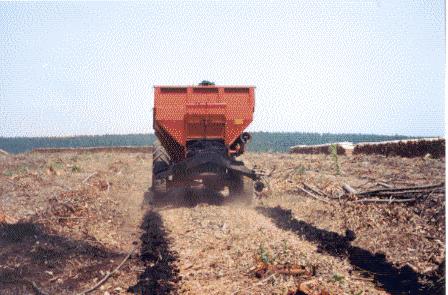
[0,151,444,294]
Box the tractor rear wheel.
[228,174,253,204]
[152,140,170,196]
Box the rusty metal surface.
[153,85,255,158]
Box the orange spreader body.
[153,85,255,159]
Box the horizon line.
[0,132,443,140]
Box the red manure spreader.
[152,81,264,202]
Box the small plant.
[2,165,28,177]
[329,144,341,175]
[71,165,81,172]
[332,273,345,283]
[295,165,306,175]
[258,244,271,264]
[3,170,13,177]
[49,161,64,170]
[280,239,291,257]
[282,239,288,253]
[17,165,28,174]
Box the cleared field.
[31,146,153,153]
[0,151,444,294]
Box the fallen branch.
[364,188,444,197]
[298,187,329,203]
[351,276,374,282]
[31,281,50,295]
[342,184,357,194]
[255,273,276,285]
[77,245,136,295]
[4,179,15,185]
[377,182,393,188]
[82,172,97,184]
[303,183,328,197]
[35,216,87,223]
[341,182,445,204]
[353,197,417,204]
[266,166,276,177]
[356,182,444,196]
[270,265,309,276]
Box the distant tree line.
[0,134,156,154]
[0,132,412,154]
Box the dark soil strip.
[257,206,445,295]
[128,210,180,295]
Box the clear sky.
[0,1,444,137]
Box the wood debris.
[0,211,18,224]
[353,138,445,158]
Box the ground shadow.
[143,187,229,209]
[127,209,180,295]
[257,206,445,295]
[0,222,122,294]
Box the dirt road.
[0,152,444,294]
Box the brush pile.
[342,182,445,204]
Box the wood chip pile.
[289,144,346,155]
[353,139,445,158]
[289,138,445,158]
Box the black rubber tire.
[228,174,253,204]
[203,179,225,192]
[152,140,170,195]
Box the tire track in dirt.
[128,205,180,294]
[157,195,380,295]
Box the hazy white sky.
[0,1,444,137]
